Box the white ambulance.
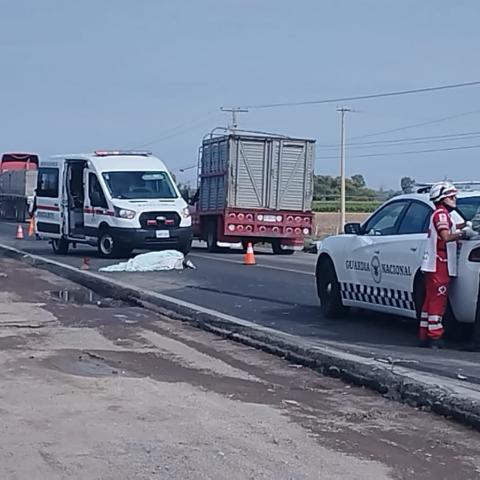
[34,151,192,258]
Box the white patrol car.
[35,151,192,258]
[315,186,480,331]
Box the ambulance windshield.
[102,171,178,199]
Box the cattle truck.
[191,130,315,254]
[0,153,39,222]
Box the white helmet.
[429,181,458,203]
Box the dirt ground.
[0,257,479,479]
[313,212,369,237]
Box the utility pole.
[220,107,249,132]
[337,106,351,233]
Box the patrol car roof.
[47,152,168,172]
[389,190,480,205]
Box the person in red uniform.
[420,181,466,348]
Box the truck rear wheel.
[271,239,294,255]
[51,238,69,255]
[206,222,219,253]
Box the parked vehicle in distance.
[0,152,39,222]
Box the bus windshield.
[102,171,178,200]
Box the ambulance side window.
[397,202,431,235]
[37,168,59,198]
[89,173,108,208]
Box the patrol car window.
[36,168,59,198]
[397,202,431,235]
[102,171,177,200]
[457,197,480,222]
[363,201,408,236]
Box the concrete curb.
[1,243,480,430]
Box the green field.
[312,200,382,213]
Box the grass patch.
[313,200,381,213]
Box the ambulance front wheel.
[97,227,125,258]
[51,238,69,255]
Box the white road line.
[190,253,315,276]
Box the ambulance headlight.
[181,207,191,219]
[114,207,136,219]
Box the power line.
[316,143,480,160]
[316,130,480,150]
[348,108,480,142]
[126,111,219,149]
[240,81,480,110]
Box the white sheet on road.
[99,250,194,272]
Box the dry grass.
[312,212,369,238]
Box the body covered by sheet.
[99,250,194,272]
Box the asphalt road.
[2,221,480,385]
[3,257,479,480]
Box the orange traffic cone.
[16,224,24,240]
[243,242,256,265]
[80,257,91,270]
[28,217,35,237]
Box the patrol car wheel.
[51,238,69,255]
[316,257,345,318]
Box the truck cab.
[35,151,192,258]
[0,153,39,172]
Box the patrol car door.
[347,200,412,312]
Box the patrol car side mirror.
[344,222,361,235]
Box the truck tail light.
[272,227,280,233]
[237,213,245,221]
[237,225,244,232]
[295,216,301,223]
[246,213,254,221]
[287,215,294,222]
[228,213,236,219]
[286,227,293,234]
[228,224,236,232]
[468,248,480,262]
[257,214,264,221]
[304,217,310,224]
[295,228,301,234]
[276,215,283,222]
[303,228,310,235]
[259,226,266,232]
[245,225,253,232]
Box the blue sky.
[1,0,479,189]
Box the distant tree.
[351,174,366,189]
[313,174,376,201]
[401,176,416,194]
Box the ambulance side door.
[35,162,63,238]
[84,171,109,237]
